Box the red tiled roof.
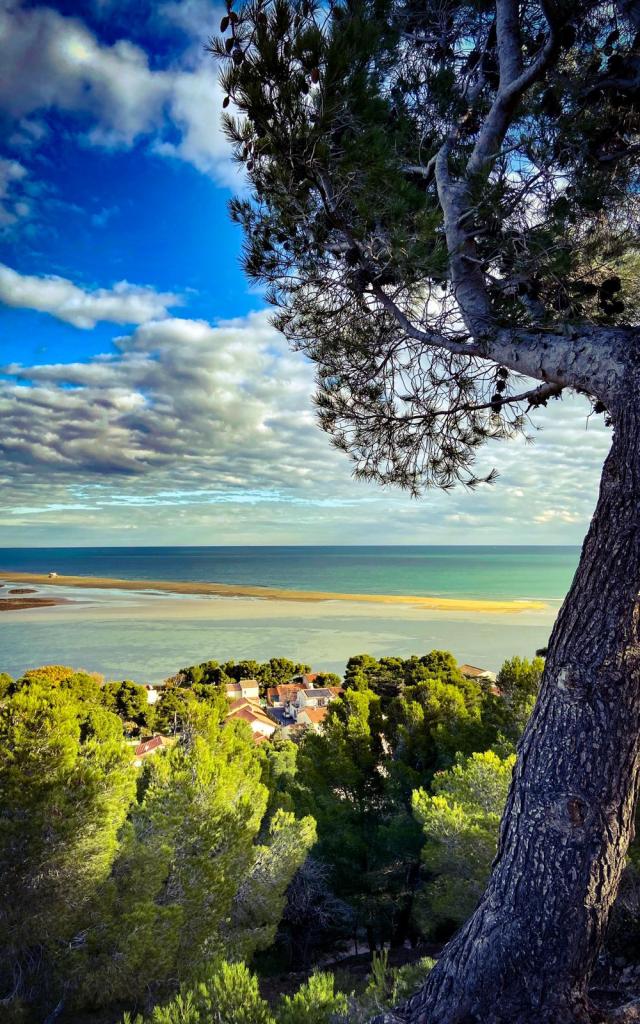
[227,705,275,729]
[299,707,328,724]
[134,735,165,756]
[266,683,306,705]
[459,664,495,678]
[228,697,262,712]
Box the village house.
[265,683,306,710]
[225,678,260,701]
[459,663,497,684]
[132,734,170,767]
[289,686,342,722]
[296,706,329,731]
[459,664,500,695]
[290,671,320,687]
[225,698,276,742]
[145,684,160,705]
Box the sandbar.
[0,571,547,614]
[0,597,68,612]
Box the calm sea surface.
[0,545,579,600]
[0,546,579,681]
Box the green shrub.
[277,972,348,1024]
[193,961,275,1024]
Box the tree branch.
[466,0,560,180]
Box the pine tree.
[212,1,640,1016]
[0,681,135,1019]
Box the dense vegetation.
[0,649,559,1022]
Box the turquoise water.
[0,547,575,681]
[0,545,580,600]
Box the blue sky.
[0,0,611,546]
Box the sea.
[0,546,580,683]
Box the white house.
[226,698,276,741]
[226,678,260,701]
[290,686,342,721]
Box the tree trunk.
[384,399,640,1024]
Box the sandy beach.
[0,571,547,614]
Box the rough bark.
[376,384,640,1023]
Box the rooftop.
[299,707,328,724]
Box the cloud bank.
[0,307,612,544]
[0,0,235,184]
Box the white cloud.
[0,302,614,544]
[0,1,235,185]
[0,157,28,225]
[533,508,582,525]
[0,263,181,328]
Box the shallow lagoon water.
[0,588,558,682]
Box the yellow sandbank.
[0,571,547,614]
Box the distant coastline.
[0,572,547,614]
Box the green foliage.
[260,734,298,815]
[353,950,435,1018]
[0,671,12,698]
[192,961,275,1024]
[213,0,640,491]
[482,656,544,747]
[153,683,198,733]
[277,971,348,1024]
[224,808,317,958]
[412,750,516,937]
[179,658,311,696]
[386,676,483,788]
[102,679,151,729]
[15,664,105,703]
[90,711,269,1003]
[312,672,342,688]
[0,681,135,1018]
[0,665,317,1021]
[344,650,479,706]
[0,649,543,1019]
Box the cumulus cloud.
[0,263,181,328]
[0,311,327,481]
[0,0,235,185]
[0,305,613,543]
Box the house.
[459,664,497,684]
[296,706,329,731]
[145,685,160,705]
[290,672,320,687]
[266,683,306,708]
[226,679,260,701]
[133,734,170,766]
[225,699,276,739]
[290,686,342,722]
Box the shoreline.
[0,571,548,614]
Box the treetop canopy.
[212,0,640,489]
